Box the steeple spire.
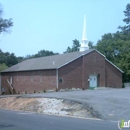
[82,14,87,40]
[80,14,89,52]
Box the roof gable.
[93,50,124,73]
[1,49,123,73]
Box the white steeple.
[80,15,89,52]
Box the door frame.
[89,74,98,88]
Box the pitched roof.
[1,49,93,72]
[1,49,123,73]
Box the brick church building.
[0,15,123,94]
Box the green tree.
[64,39,80,53]
[118,3,130,33]
[34,50,58,58]
[64,39,94,53]
[0,50,18,67]
[0,4,13,71]
[96,32,130,82]
[96,3,130,82]
[25,49,59,59]
[0,63,8,72]
[88,41,94,49]
[0,4,13,33]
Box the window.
[59,77,63,83]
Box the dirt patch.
[0,97,101,119]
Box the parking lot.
[21,87,130,121]
[1,87,130,121]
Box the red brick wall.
[58,57,82,90]
[58,51,106,90]
[1,50,123,94]
[1,70,57,94]
[105,61,122,88]
[83,51,106,88]
[58,50,122,90]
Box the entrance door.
[89,75,97,88]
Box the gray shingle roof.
[1,49,93,72]
[1,49,123,73]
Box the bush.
[43,89,46,93]
[122,84,125,88]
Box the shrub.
[43,89,46,93]
[122,84,125,88]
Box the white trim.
[105,59,124,73]
[57,49,123,73]
[93,49,106,58]
[56,69,58,89]
[57,50,94,69]
[93,49,123,73]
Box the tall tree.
[64,39,80,53]
[88,41,94,49]
[24,49,59,59]
[0,4,13,34]
[0,50,18,67]
[96,32,130,82]
[118,3,130,33]
[0,4,13,71]
[96,3,130,82]
[0,63,8,72]
[64,39,94,53]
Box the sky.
[0,0,129,57]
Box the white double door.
[89,75,97,88]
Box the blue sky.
[0,0,129,56]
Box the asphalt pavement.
[22,87,130,121]
[1,87,130,121]
[0,109,119,130]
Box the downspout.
[82,55,85,89]
[56,69,59,90]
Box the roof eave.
[93,49,124,73]
[1,68,57,73]
[57,49,94,69]
[105,58,124,73]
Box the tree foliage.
[0,49,18,67]
[64,39,94,53]
[96,32,130,82]
[118,3,130,34]
[96,3,130,82]
[0,4,14,71]
[0,63,8,72]
[0,4,13,33]
[0,49,59,72]
[24,49,59,59]
[64,39,80,53]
